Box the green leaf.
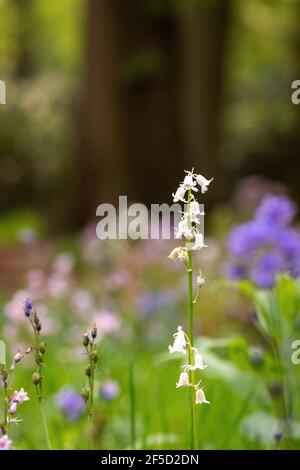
[275,274,300,324]
[240,411,279,444]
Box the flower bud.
[33,311,39,325]
[0,368,8,381]
[196,270,205,287]
[268,380,282,398]
[37,352,44,364]
[14,352,23,363]
[9,402,17,415]
[90,350,99,363]
[91,324,97,340]
[32,372,42,385]
[82,334,90,348]
[39,342,46,354]
[23,299,33,317]
[85,365,92,377]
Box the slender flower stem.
[39,399,52,450]
[186,189,198,450]
[29,315,52,450]
[86,340,96,450]
[128,360,136,450]
[82,326,99,450]
[184,333,198,449]
[88,340,95,420]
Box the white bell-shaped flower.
[195,387,210,405]
[173,185,187,203]
[169,326,187,354]
[183,347,207,371]
[195,174,213,194]
[192,348,207,370]
[191,232,207,250]
[176,371,192,388]
[175,219,193,240]
[182,174,198,192]
[190,201,204,217]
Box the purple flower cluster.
[55,388,85,421]
[23,298,32,317]
[226,195,300,288]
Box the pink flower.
[11,388,30,405]
[0,435,12,450]
[105,269,130,290]
[4,290,31,321]
[14,352,23,363]
[26,269,46,299]
[52,253,75,276]
[71,289,94,316]
[100,380,120,401]
[92,310,121,335]
[9,388,30,414]
[9,402,18,415]
[47,274,69,298]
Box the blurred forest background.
[0,0,300,231]
[1,0,300,450]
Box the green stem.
[88,344,95,450]
[90,373,94,417]
[128,360,136,450]
[184,333,198,450]
[186,189,198,450]
[88,343,95,420]
[39,398,52,450]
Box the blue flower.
[227,220,271,259]
[250,252,284,289]
[55,388,85,421]
[23,298,33,317]
[255,195,296,226]
[225,264,247,281]
[226,195,300,288]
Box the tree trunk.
[13,0,35,78]
[177,0,230,191]
[61,0,230,229]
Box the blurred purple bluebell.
[255,195,296,226]
[250,252,284,289]
[138,290,176,315]
[227,220,271,259]
[226,195,300,288]
[225,264,248,281]
[55,388,85,421]
[100,380,120,401]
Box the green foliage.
[236,274,300,447]
[0,209,44,244]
